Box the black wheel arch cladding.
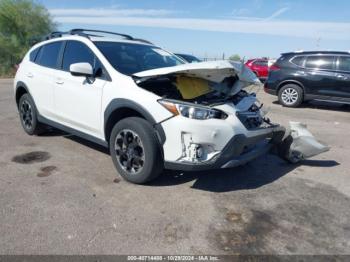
[278,80,305,93]
[104,98,166,145]
[15,81,30,107]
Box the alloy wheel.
[114,129,145,174]
[281,88,298,105]
[20,100,33,130]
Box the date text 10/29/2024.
[127,255,220,261]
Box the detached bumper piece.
[276,122,330,163]
[164,126,286,171]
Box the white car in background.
[14,29,328,184]
[268,59,277,68]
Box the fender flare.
[15,81,33,107]
[104,98,166,145]
[15,81,31,94]
[15,81,29,93]
[277,80,305,92]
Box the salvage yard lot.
[0,79,350,255]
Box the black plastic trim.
[305,94,350,103]
[16,81,29,92]
[37,115,108,147]
[15,81,31,106]
[104,98,166,145]
[277,80,305,92]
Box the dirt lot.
[0,79,350,255]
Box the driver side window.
[62,41,105,78]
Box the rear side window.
[35,42,63,69]
[29,47,40,62]
[290,56,305,67]
[337,56,350,72]
[62,41,95,71]
[305,56,335,70]
[253,60,268,66]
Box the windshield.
[94,41,184,75]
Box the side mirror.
[70,63,93,77]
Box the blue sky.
[39,0,350,59]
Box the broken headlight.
[158,99,228,120]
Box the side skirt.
[305,94,350,104]
[37,115,108,148]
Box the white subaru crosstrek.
[14,29,328,184]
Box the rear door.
[334,56,350,99]
[29,41,63,118]
[53,40,108,138]
[303,55,337,97]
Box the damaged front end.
[134,60,260,106]
[133,60,329,168]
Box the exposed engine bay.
[136,75,244,106]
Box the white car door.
[53,40,108,139]
[27,41,64,118]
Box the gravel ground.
[0,79,349,255]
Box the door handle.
[337,74,347,79]
[55,79,64,85]
[26,72,33,78]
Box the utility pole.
[316,37,321,49]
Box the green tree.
[229,54,241,62]
[0,0,56,76]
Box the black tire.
[278,84,303,107]
[18,93,45,135]
[109,117,163,184]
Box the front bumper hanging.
[164,122,329,171]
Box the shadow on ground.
[149,155,339,192]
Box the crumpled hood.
[133,60,260,86]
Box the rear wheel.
[109,117,163,184]
[18,94,45,135]
[278,84,303,107]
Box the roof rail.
[70,29,134,40]
[44,29,154,45]
[45,30,89,40]
[132,38,154,45]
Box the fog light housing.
[196,145,204,159]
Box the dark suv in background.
[264,51,350,107]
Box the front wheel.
[109,117,163,184]
[278,84,303,107]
